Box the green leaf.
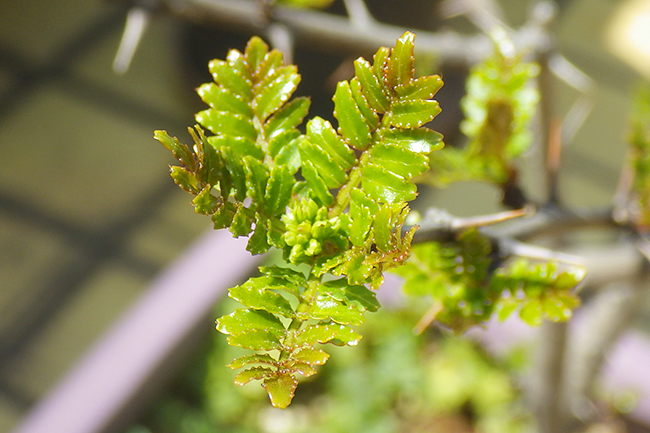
[169,166,198,193]
[191,127,223,185]
[273,134,302,173]
[349,188,377,246]
[212,201,236,229]
[333,81,372,150]
[343,251,374,285]
[295,324,362,347]
[519,299,543,326]
[267,218,287,249]
[254,50,284,83]
[263,375,298,409]
[350,78,379,129]
[244,36,269,76]
[233,367,276,385]
[301,159,334,206]
[197,110,257,142]
[362,164,417,203]
[210,134,264,161]
[229,280,295,317]
[542,298,570,322]
[230,205,254,237]
[219,147,247,201]
[381,128,444,153]
[321,278,380,312]
[264,165,294,215]
[259,265,307,287]
[227,330,283,350]
[248,221,271,254]
[373,203,392,252]
[216,308,285,336]
[253,66,301,120]
[304,295,365,325]
[154,130,196,171]
[192,186,218,215]
[289,363,317,377]
[371,144,429,179]
[208,58,252,100]
[196,83,253,117]
[353,57,390,112]
[496,299,518,322]
[395,75,443,100]
[265,97,311,140]
[386,31,415,88]
[306,117,356,169]
[268,129,300,159]
[244,156,269,209]
[228,353,277,369]
[300,141,348,189]
[290,347,330,365]
[389,100,441,128]
[373,46,391,94]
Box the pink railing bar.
[12,229,259,433]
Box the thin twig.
[342,0,375,32]
[163,0,552,66]
[413,301,443,335]
[113,6,153,74]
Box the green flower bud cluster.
[282,198,348,264]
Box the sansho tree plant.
[154,30,585,408]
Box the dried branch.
[160,0,552,66]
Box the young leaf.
[333,81,372,150]
[263,375,298,409]
[216,308,285,336]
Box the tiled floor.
[0,0,648,432]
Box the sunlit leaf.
[386,31,415,88]
[389,100,441,128]
[301,159,334,206]
[229,280,295,317]
[371,144,429,179]
[264,165,294,215]
[227,330,283,350]
[362,164,417,204]
[354,57,390,112]
[263,375,298,409]
[208,58,252,100]
[233,367,276,386]
[254,66,301,120]
[216,308,285,336]
[265,97,310,140]
[228,353,277,369]
[381,128,444,153]
[294,324,362,347]
[244,36,269,76]
[196,83,253,117]
[197,110,257,142]
[333,81,372,150]
[304,295,365,325]
[290,347,330,365]
[395,75,443,100]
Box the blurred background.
[1,0,650,432]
